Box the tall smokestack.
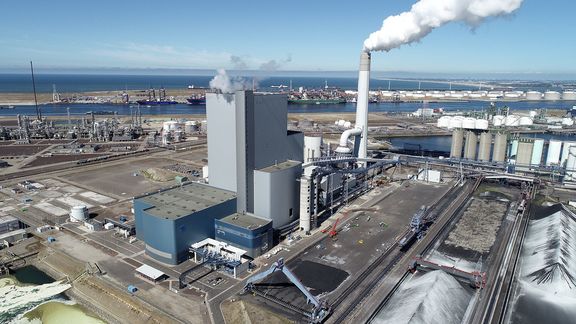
[356,52,370,162]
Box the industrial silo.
[464,131,478,160]
[477,132,492,162]
[450,129,464,158]
[299,176,313,233]
[509,139,519,158]
[492,133,508,162]
[563,91,576,101]
[70,205,88,222]
[516,139,534,167]
[544,91,561,101]
[525,91,542,101]
[546,140,563,166]
[561,142,576,166]
[565,147,576,181]
[531,139,544,166]
[304,136,322,162]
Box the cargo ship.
[186,95,206,105]
[136,87,177,105]
[288,98,346,104]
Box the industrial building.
[134,90,305,264]
[215,212,273,258]
[134,183,236,264]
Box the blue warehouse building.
[134,183,236,265]
[215,213,273,258]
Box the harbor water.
[0,266,104,324]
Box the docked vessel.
[186,95,206,105]
[136,87,177,105]
[288,98,346,104]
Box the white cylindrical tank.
[525,91,542,100]
[163,121,178,132]
[462,117,476,130]
[174,130,183,142]
[563,91,576,100]
[437,116,451,128]
[450,116,464,129]
[531,139,544,166]
[343,121,352,128]
[493,133,507,162]
[546,140,562,166]
[475,119,489,130]
[566,147,576,181]
[529,110,538,118]
[510,139,519,158]
[505,115,520,127]
[337,119,346,127]
[304,136,322,162]
[202,165,209,179]
[493,115,505,127]
[519,116,533,126]
[544,91,561,101]
[70,205,88,222]
[562,118,575,126]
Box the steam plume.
[209,69,249,93]
[364,0,523,52]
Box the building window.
[289,208,293,219]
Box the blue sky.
[0,0,574,77]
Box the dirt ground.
[221,299,294,324]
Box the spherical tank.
[462,117,476,130]
[492,133,508,162]
[525,91,542,100]
[464,131,478,160]
[304,136,322,162]
[450,129,464,159]
[492,115,505,127]
[475,119,489,130]
[563,91,576,100]
[544,91,561,101]
[477,132,492,161]
[70,205,88,222]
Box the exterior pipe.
[335,127,362,153]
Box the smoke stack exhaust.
[356,52,370,162]
[335,52,370,164]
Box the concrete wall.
[253,162,302,228]
[134,198,237,265]
[207,93,237,192]
[214,219,273,258]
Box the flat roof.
[219,213,271,230]
[0,215,19,224]
[135,264,165,280]
[0,228,26,240]
[139,182,235,219]
[258,160,301,173]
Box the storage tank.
[163,121,178,132]
[437,116,451,128]
[516,140,534,167]
[561,142,576,166]
[531,139,544,166]
[518,116,533,126]
[337,120,346,127]
[173,130,183,142]
[462,117,476,130]
[544,91,561,101]
[563,91,576,101]
[562,118,575,126]
[492,115,505,127]
[505,115,521,127]
[343,121,352,128]
[200,120,208,132]
[566,147,576,181]
[70,205,88,222]
[525,91,542,100]
[509,139,519,158]
[492,133,508,162]
[464,131,477,160]
[475,119,489,130]
[546,140,563,165]
[304,136,322,162]
[184,121,199,133]
[450,129,464,159]
[477,132,492,162]
[449,116,464,129]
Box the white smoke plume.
[364,0,523,52]
[209,69,249,93]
